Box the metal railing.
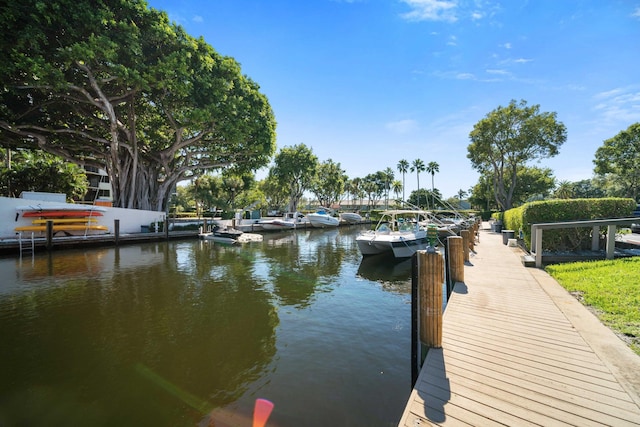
[530,217,638,268]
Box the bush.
[505,198,636,251]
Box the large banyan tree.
[0,0,276,211]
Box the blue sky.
[147,0,640,199]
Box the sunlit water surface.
[0,226,415,426]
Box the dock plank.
[398,225,640,426]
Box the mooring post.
[411,254,419,387]
[114,219,120,246]
[417,250,443,353]
[443,237,451,297]
[447,236,464,286]
[460,229,470,262]
[46,220,53,251]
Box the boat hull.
[356,231,429,258]
[258,220,296,231]
[199,230,262,244]
[390,236,430,258]
[356,232,387,255]
[340,212,363,224]
[200,234,238,244]
[307,213,339,228]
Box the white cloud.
[399,0,502,24]
[502,42,512,49]
[486,69,509,75]
[192,15,203,23]
[632,7,640,18]
[592,87,640,126]
[386,119,419,134]
[594,88,625,100]
[400,0,459,23]
[456,72,475,80]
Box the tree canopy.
[0,0,276,211]
[469,166,555,210]
[0,149,88,200]
[311,159,347,208]
[467,99,566,210]
[268,144,318,213]
[593,122,640,202]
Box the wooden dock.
[0,230,199,256]
[399,224,640,426]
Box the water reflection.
[0,225,413,426]
[0,243,278,426]
[357,255,413,287]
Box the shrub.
[505,198,636,251]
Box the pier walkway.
[399,224,640,426]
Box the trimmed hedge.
[503,198,636,251]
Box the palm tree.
[410,159,425,208]
[554,180,575,199]
[457,188,468,208]
[426,161,439,210]
[392,180,403,204]
[397,159,409,203]
[383,167,394,209]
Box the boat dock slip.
[399,223,640,426]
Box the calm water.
[0,226,415,426]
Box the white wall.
[0,196,165,239]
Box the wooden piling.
[443,237,452,297]
[411,255,419,386]
[114,219,120,246]
[447,236,464,284]
[460,229,470,262]
[417,250,443,349]
[46,220,53,251]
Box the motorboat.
[199,225,262,244]
[307,209,339,228]
[355,209,439,258]
[258,218,296,231]
[258,212,309,231]
[340,212,363,224]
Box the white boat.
[307,209,339,228]
[199,225,262,244]
[258,218,296,231]
[340,212,363,224]
[355,209,439,258]
[258,212,309,231]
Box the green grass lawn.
[546,257,640,356]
